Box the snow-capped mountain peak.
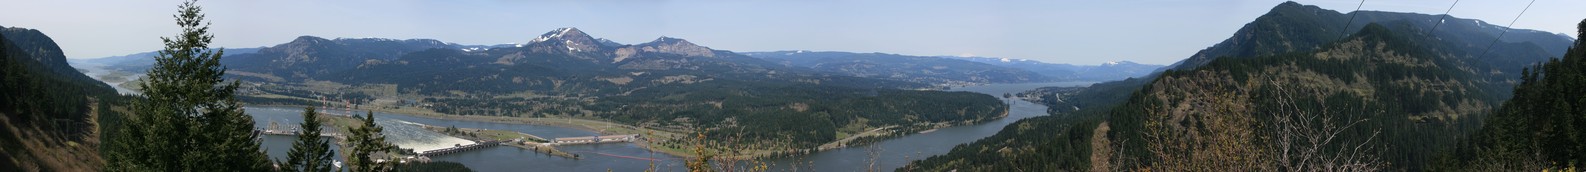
[522,27,602,52]
[528,27,591,43]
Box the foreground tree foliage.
[679,131,775,172]
[103,0,274,171]
[284,107,335,172]
[1133,72,1384,171]
[1437,19,1586,171]
[347,111,398,172]
[394,161,474,172]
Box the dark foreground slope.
[0,26,123,171]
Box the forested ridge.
[1,25,126,171]
[1435,19,1586,171]
[909,22,1507,171]
[904,2,1578,170]
[596,80,1006,148]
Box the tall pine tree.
[348,111,397,172]
[285,107,335,172]
[103,0,272,171]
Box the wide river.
[248,81,1093,171]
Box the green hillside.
[903,2,1575,170]
[0,26,124,171]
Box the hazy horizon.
[3,0,1582,65]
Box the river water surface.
[757,81,1095,171]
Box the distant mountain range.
[942,56,1164,81]
[263,27,932,94]
[743,51,1048,85]
[743,51,1164,84]
[69,47,261,72]
[223,36,456,80]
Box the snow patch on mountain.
[531,27,578,43]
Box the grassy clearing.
[318,114,365,135]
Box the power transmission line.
[1476,0,1538,59]
[1337,0,1368,40]
[1427,0,1461,34]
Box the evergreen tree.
[394,161,474,172]
[285,107,336,172]
[348,111,397,172]
[104,0,272,171]
[1440,19,1586,171]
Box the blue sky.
[2,0,1582,65]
